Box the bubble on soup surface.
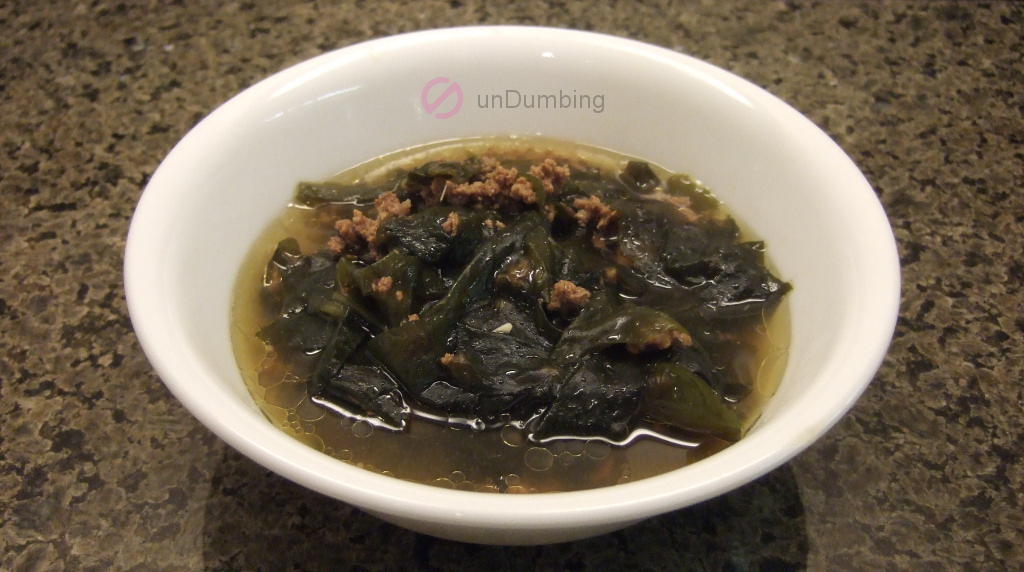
[265,380,306,409]
[430,478,455,489]
[500,425,527,447]
[524,448,554,471]
[258,361,284,389]
[584,440,611,460]
[295,397,326,421]
[350,420,374,438]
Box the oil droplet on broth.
[431,478,455,489]
[350,420,373,438]
[584,440,611,460]
[295,396,326,422]
[265,380,306,409]
[500,425,527,447]
[524,447,554,471]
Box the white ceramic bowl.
[125,26,899,545]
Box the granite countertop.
[2,1,1021,570]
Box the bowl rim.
[125,25,901,531]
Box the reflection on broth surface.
[231,137,790,493]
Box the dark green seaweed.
[254,154,790,446]
[641,363,742,442]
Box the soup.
[231,138,790,493]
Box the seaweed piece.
[494,222,557,301]
[659,217,741,287]
[619,160,660,194]
[262,237,305,306]
[461,297,553,350]
[367,218,529,395]
[612,198,690,290]
[351,251,423,327]
[329,258,389,331]
[257,310,335,356]
[376,206,498,265]
[418,380,478,414]
[295,181,383,207]
[552,295,691,364]
[295,169,410,207]
[685,242,791,321]
[666,173,719,211]
[437,317,557,420]
[404,156,484,186]
[663,339,728,396]
[376,207,456,264]
[364,311,452,397]
[257,247,339,355]
[313,364,408,430]
[531,354,645,442]
[641,363,742,442]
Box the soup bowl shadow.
[125,26,899,544]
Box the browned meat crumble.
[441,211,460,236]
[328,191,411,257]
[546,280,591,313]
[572,195,618,230]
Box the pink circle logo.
[421,77,463,119]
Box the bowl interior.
[125,27,899,539]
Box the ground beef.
[421,159,562,212]
[375,191,412,218]
[328,217,363,254]
[329,191,411,257]
[351,209,378,243]
[441,211,460,236]
[446,165,538,212]
[528,158,571,195]
[572,195,618,230]
[372,276,393,294]
[546,280,591,313]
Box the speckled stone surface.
[1,1,1021,570]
